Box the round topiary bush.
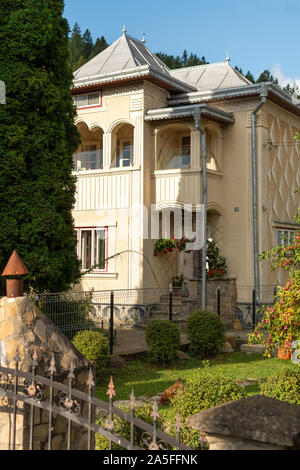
[260,369,300,405]
[145,319,180,363]
[72,329,109,375]
[164,374,246,449]
[186,310,225,358]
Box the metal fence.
[0,350,192,450]
[216,284,281,330]
[33,283,282,352]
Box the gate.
[0,350,191,450]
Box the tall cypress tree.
[0,0,81,293]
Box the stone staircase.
[137,292,199,332]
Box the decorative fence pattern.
[0,350,191,450]
[32,284,282,344]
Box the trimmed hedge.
[260,369,300,405]
[186,310,225,359]
[145,319,180,363]
[165,374,246,448]
[72,329,109,375]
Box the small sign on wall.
[0,81,6,104]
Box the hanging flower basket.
[154,237,191,256]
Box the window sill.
[81,272,118,279]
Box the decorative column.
[190,129,201,168]
[102,133,112,169]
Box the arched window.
[111,124,134,168]
[74,123,104,171]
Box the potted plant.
[154,237,192,257]
[206,240,227,278]
[171,274,185,296]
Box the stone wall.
[190,277,238,329]
[0,296,93,450]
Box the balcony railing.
[73,149,103,171]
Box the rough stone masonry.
[0,296,93,450]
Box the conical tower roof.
[73,31,196,93]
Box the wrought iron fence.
[0,350,191,450]
[32,284,284,345]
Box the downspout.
[194,108,207,310]
[251,85,268,302]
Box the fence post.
[273,286,277,301]
[169,284,173,322]
[252,289,256,330]
[110,291,114,355]
[217,287,221,316]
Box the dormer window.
[73,92,101,109]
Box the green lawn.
[96,351,299,402]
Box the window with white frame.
[276,228,296,247]
[76,228,107,271]
[73,92,101,109]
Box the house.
[70,28,300,310]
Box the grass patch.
[96,351,298,402]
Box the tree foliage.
[69,23,108,71]
[0,0,81,293]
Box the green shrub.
[145,319,180,363]
[72,329,109,374]
[186,310,225,358]
[96,403,165,450]
[260,369,300,405]
[165,374,246,449]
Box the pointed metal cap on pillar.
[1,250,29,298]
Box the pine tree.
[69,22,84,71]
[82,29,94,61]
[92,36,109,57]
[0,0,81,293]
[256,69,279,86]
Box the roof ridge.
[171,61,229,73]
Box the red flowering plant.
[249,207,300,356]
[154,237,191,256]
[171,273,185,289]
[206,240,227,278]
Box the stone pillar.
[0,296,93,450]
[186,395,300,450]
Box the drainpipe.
[194,108,207,310]
[251,85,268,302]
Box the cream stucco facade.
[71,32,300,303]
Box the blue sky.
[64,0,300,86]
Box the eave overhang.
[167,83,300,118]
[71,65,197,94]
[145,103,235,125]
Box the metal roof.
[170,62,252,91]
[145,103,235,124]
[73,33,196,93]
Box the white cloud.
[272,63,300,90]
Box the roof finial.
[142,33,146,44]
[226,51,230,63]
[122,25,127,36]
